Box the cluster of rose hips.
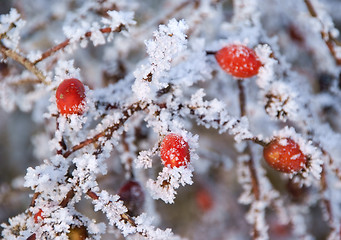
[54,44,306,174]
[214,44,307,173]
[50,44,307,238]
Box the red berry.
[160,133,190,168]
[56,78,86,115]
[263,138,306,173]
[118,180,145,216]
[215,44,262,78]
[34,209,44,223]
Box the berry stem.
[237,79,246,116]
[237,79,260,197]
[205,50,217,55]
[56,116,67,155]
[246,137,267,147]
[237,77,261,239]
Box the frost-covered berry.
[118,180,145,216]
[263,138,306,173]
[56,78,86,115]
[215,44,262,78]
[33,209,44,223]
[160,133,190,168]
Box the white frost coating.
[27,50,43,62]
[0,8,26,49]
[90,22,106,46]
[288,205,313,239]
[133,213,183,240]
[255,44,277,90]
[72,153,107,192]
[102,10,136,30]
[54,60,81,83]
[245,201,269,240]
[237,154,254,205]
[136,149,155,169]
[310,0,339,40]
[0,9,20,34]
[132,19,188,102]
[24,157,68,192]
[146,166,193,204]
[263,81,300,122]
[1,213,31,239]
[188,89,254,142]
[92,190,136,236]
[63,20,90,43]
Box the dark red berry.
[118,180,145,216]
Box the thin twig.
[63,102,146,158]
[237,78,261,239]
[0,43,48,84]
[59,189,75,208]
[29,192,40,207]
[56,116,67,155]
[304,0,341,65]
[86,190,137,227]
[205,50,217,55]
[320,165,338,237]
[33,26,121,65]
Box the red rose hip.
[56,78,86,115]
[160,133,190,168]
[215,44,262,78]
[263,138,306,173]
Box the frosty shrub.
[1,0,341,239]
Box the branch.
[33,26,122,65]
[320,165,338,237]
[237,79,262,239]
[0,43,48,84]
[86,190,137,227]
[304,0,341,65]
[63,102,146,158]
